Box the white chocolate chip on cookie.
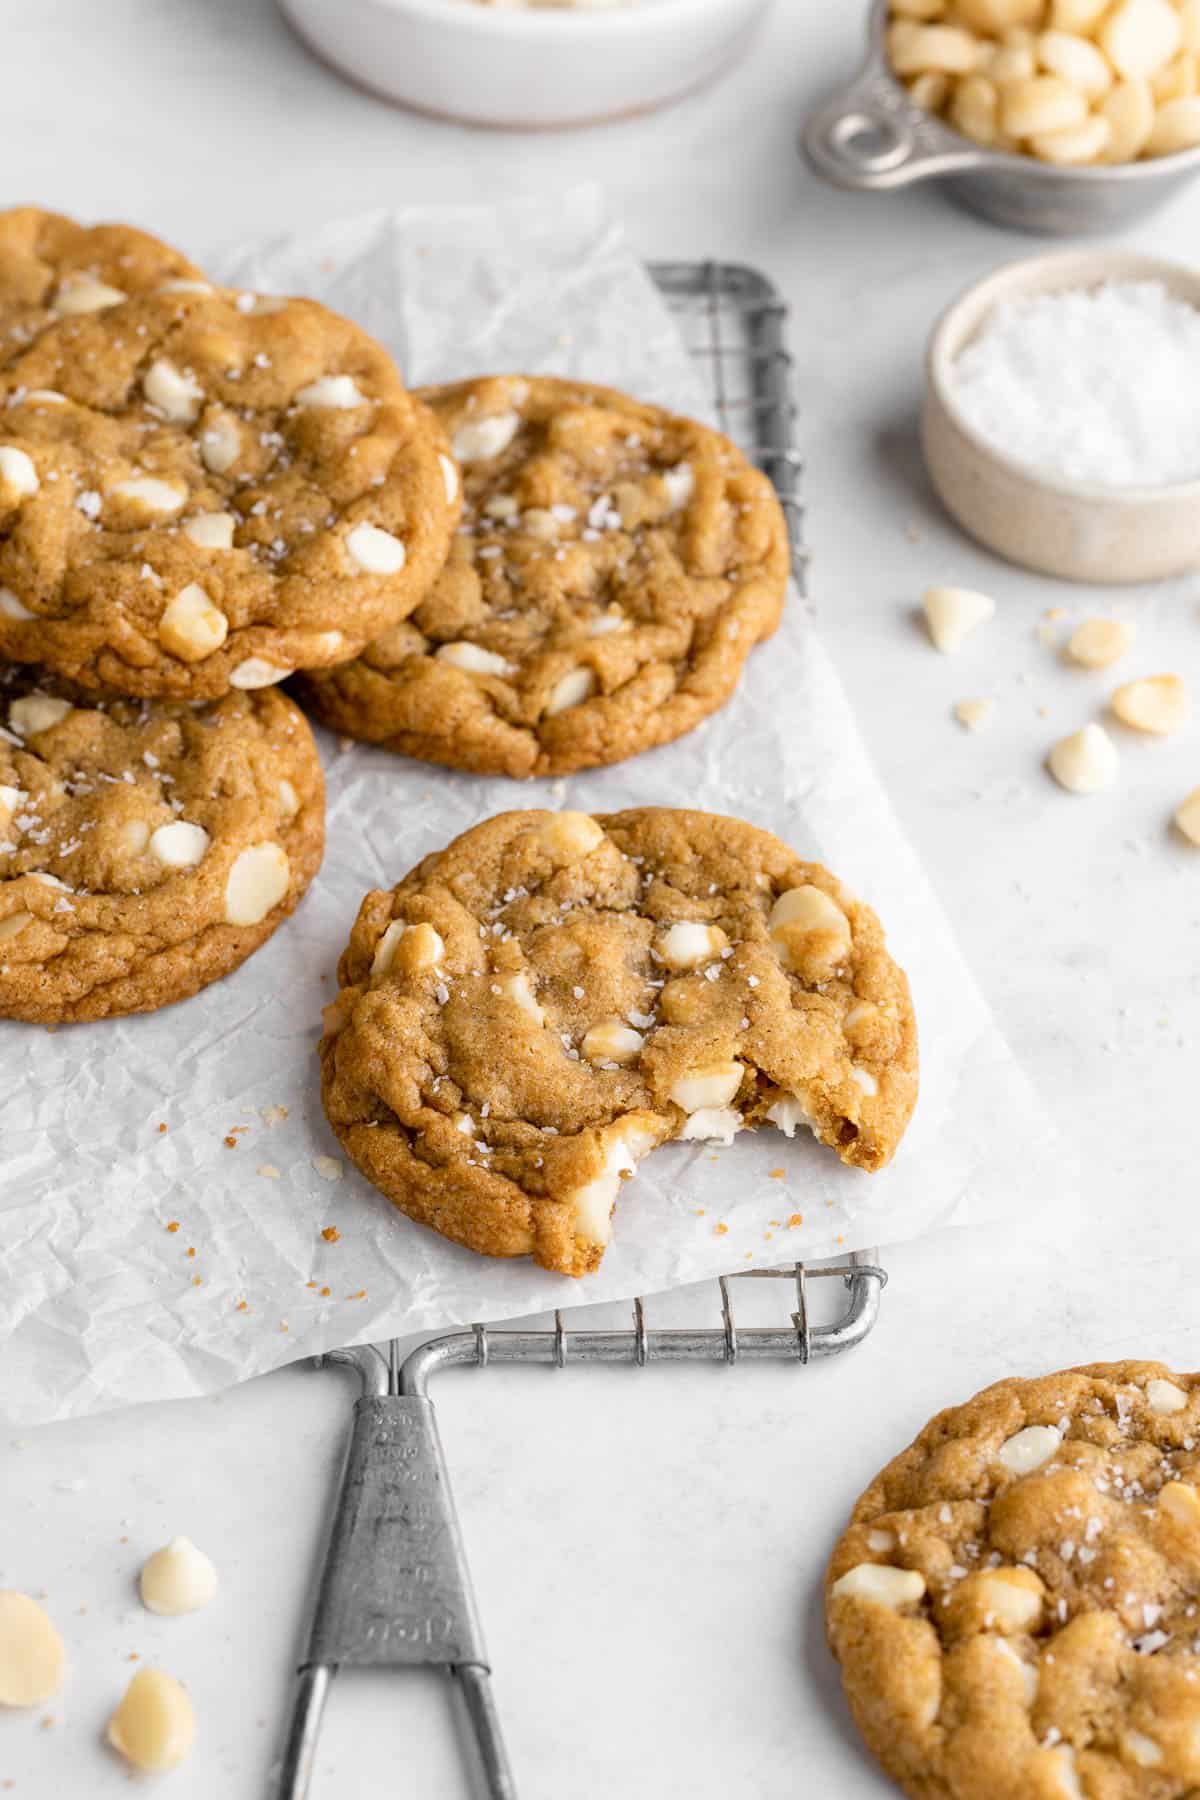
[581,1020,644,1065]
[346,522,407,575]
[52,274,127,314]
[539,811,604,860]
[679,1106,742,1143]
[0,587,34,619]
[0,912,32,942]
[439,454,459,504]
[229,657,291,690]
[149,821,210,870]
[669,1062,743,1113]
[110,476,185,517]
[372,920,445,978]
[1146,1376,1188,1414]
[143,357,204,423]
[198,412,241,474]
[657,921,728,970]
[182,512,236,550]
[436,642,514,678]
[831,1564,927,1608]
[295,374,368,409]
[158,585,229,662]
[224,843,290,926]
[996,1423,1061,1475]
[544,668,597,716]
[0,1592,66,1707]
[769,885,851,974]
[0,446,39,501]
[453,412,520,464]
[10,694,70,736]
[501,969,544,1027]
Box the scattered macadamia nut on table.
[888,0,1200,164]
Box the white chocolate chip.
[139,1537,218,1617]
[110,476,185,517]
[278,779,300,820]
[155,279,213,296]
[766,1093,820,1138]
[30,872,70,892]
[539,811,603,860]
[435,641,514,678]
[679,1106,742,1144]
[229,657,291,690]
[452,412,520,464]
[522,507,559,541]
[954,697,995,732]
[996,1423,1061,1476]
[1046,1746,1084,1800]
[1111,673,1191,734]
[1175,789,1200,846]
[182,511,236,550]
[119,819,150,855]
[976,1568,1044,1631]
[501,969,544,1027]
[662,464,695,511]
[439,454,459,504]
[866,1529,896,1554]
[850,1065,878,1097]
[890,21,980,75]
[1047,723,1119,794]
[1037,29,1113,100]
[198,414,241,474]
[544,668,597,716]
[1066,617,1135,669]
[483,493,519,521]
[581,1020,644,1065]
[0,912,32,941]
[10,694,70,736]
[1100,0,1182,80]
[1001,73,1090,136]
[831,1564,927,1608]
[992,1638,1039,1706]
[295,374,368,409]
[24,390,65,406]
[1158,1480,1200,1523]
[1147,95,1200,153]
[1100,78,1158,159]
[53,275,127,315]
[372,919,445,977]
[669,1062,743,1114]
[106,1667,196,1772]
[567,1120,660,1245]
[769,885,851,971]
[657,921,728,971]
[1147,1377,1188,1414]
[158,584,229,663]
[0,1592,66,1707]
[224,843,290,926]
[1122,1732,1164,1769]
[586,609,629,636]
[922,585,995,653]
[345,522,407,575]
[149,820,210,870]
[1031,114,1114,163]
[453,1111,474,1136]
[0,446,39,500]
[143,358,204,423]
[0,784,24,820]
[0,587,34,619]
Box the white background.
[2,1,1198,1795]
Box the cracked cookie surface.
[320,807,917,1276]
[296,375,789,777]
[0,207,205,367]
[0,287,459,698]
[0,674,324,1022]
[827,1362,1200,1800]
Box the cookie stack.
[0,207,917,1273]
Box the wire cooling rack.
[278,262,885,1800]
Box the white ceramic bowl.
[923,250,1200,586]
[278,0,770,128]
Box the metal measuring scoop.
[802,0,1200,235]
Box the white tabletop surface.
[4,2,1200,1795]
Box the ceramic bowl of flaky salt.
[923,249,1200,583]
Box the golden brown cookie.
[296,375,789,777]
[0,206,206,366]
[0,673,324,1022]
[320,807,916,1276]
[0,287,460,699]
[826,1361,1200,1800]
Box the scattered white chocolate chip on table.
[106,1667,196,1772]
[953,696,995,732]
[922,585,995,654]
[1065,616,1135,669]
[139,1536,218,1616]
[0,1591,66,1707]
[1174,787,1200,844]
[1111,671,1191,733]
[1047,721,1120,793]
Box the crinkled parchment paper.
[0,188,1058,1425]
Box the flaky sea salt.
[950,282,1200,489]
